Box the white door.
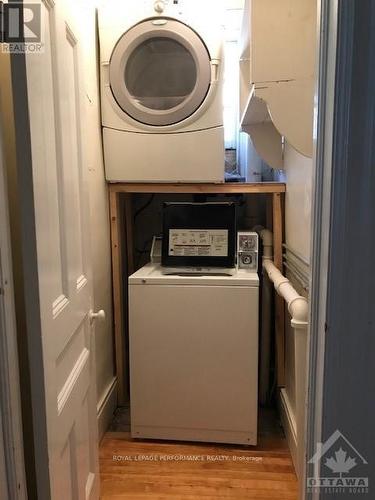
[24,0,99,498]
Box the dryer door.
[109,18,212,126]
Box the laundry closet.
[0,0,317,498]
[98,0,316,496]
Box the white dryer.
[98,0,225,183]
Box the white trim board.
[97,377,118,440]
[0,87,27,499]
[279,388,298,475]
[307,1,375,498]
[306,1,339,498]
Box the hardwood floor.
[99,409,298,499]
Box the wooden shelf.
[109,184,286,404]
[108,182,286,194]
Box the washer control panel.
[237,232,259,270]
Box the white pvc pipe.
[256,227,309,481]
[255,226,308,328]
[259,270,272,405]
[253,226,273,259]
[263,259,308,328]
[252,226,273,405]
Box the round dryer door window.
[109,19,212,126]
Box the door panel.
[25,1,99,498]
[130,284,258,444]
[60,22,87,292]
[125,37,197,110]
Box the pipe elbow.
[289,296,309,328]
[253,226,273,259]
[258,227,309,330]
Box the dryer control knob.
[154,1,165,13]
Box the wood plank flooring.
[100,409,298,499]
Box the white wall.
[77,1,116,436]
[284,143,313,261]
[284,142,313,262]
[283,140,313,408]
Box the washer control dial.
[241,254,253,266]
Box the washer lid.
[109,18,212,126]
[129,264,260,287]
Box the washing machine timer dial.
[238,234,257,251]
[154,0,166,13]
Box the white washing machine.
[98,0,225,183]
[129,264,259,445]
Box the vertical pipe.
[259,270,272,405]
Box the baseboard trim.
[279,388,298,475]
[97,377,117,440]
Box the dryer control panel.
[153,0,183,15]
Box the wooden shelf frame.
[108,182,285,195]
[109,183,286,405]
